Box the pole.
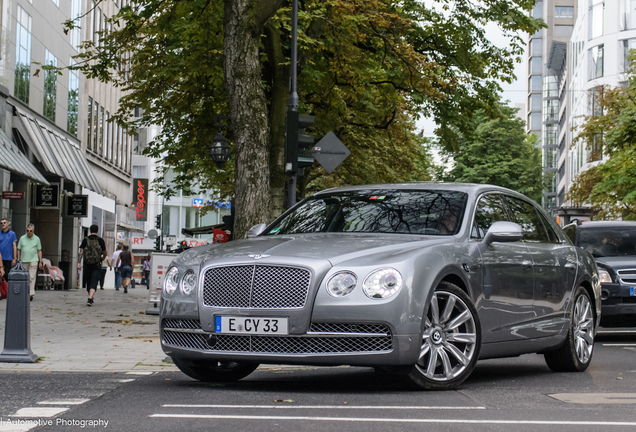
[288,174,297,208]
[287,0,299,209]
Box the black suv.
[564,221,636,327]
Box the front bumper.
[160,317,421,366]
[600,282,636,318]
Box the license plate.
[631,288,635,296]
[215,316,288,335]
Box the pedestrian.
[112,244,123,291]
[78,224,106,306]
[143,256,151,289]
[16,223,43,301]
[115,244,134,293]
[98,253,112,290]
[0,218,17,286]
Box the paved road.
[1,330,635,432]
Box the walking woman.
[115,244,135,293]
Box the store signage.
[2,191,24,199]
[193,198,203,207]
[33,184,59,208]
[133,178,148,221]
[66,195,88,217]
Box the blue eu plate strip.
[631,287,635,296]
[215,316,222,332]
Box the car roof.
[313,182,522,197]
[576,221,636,229]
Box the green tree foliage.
[68,0,542,238]
[444,104,545,203]
[568,51,636,220]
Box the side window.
[504,196,549,242]
[471,194,509,239]
[562,224,576,244]
[536,211,560,243]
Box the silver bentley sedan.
[160,183,600,390]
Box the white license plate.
[215,316,288,335]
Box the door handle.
[522,260,533,268]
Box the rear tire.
[544,286,595,372]
[172,358,259,382]
[407,282,481,390]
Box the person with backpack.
[115,244,134,293]
[17,223,42,301]
[78,224,106,306]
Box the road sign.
[310,132,350,174]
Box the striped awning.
[0,126,48,184]
[13,106,103,194]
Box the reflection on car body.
[160,183,600,390]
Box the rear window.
[578,227,636,257]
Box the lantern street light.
[210,131,230,168]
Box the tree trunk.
[223,0,276,239]
[264,21,289,222]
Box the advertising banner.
[133,178,149,222]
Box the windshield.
[579,228,636,257]
[264,189,468,236]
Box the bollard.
[0,262,38,362]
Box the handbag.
[0,280,7,299]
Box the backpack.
[83,236,102,265]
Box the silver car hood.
[175,233,454,267]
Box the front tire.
[544,286,595,372]
[172,358,259,382]
[407,282,481,390]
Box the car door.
[472,193,536,343]
[504,196,575,338]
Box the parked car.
[563,220,636,327]
[160,183,600,390]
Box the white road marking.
[37,399,89,405]
[602,343,636,347]
[10,407,68,417]
[162,404,485,410]
[0,422,34,431]
[126,371,154,375]
[149,414,636,426]
[549,393,636,404]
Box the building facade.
[0,0,134,289]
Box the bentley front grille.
[202,265,311,309]
[161,322,393,354]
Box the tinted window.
[563,224,576,243]
[579,227,636,257]
[471,194,509,239]
[265,190,468,235]
[536,211,560,243]
[504,196,549,242]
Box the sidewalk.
[0,286,176,372]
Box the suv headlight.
[326,272,358,297]
[164,267,180,295]
[598,269,612,284]
[363,268,403,299]
[180,270,197,295]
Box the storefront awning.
[13,106,103,194]
[0,127,49,184]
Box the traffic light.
[285,109,315,175]
[154,237,161,251]
[155,214,162,229]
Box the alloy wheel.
[416,290,478,382]
[573,294,594,364]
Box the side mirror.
[247,223,267,238]
[483,221,523,245]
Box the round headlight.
[180,270,197,295]
[326,272,358,297]
[598,269,612,284]
[363,268,403,299]
[164,267,180,295]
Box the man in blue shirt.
[0,218,17,281]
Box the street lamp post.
[210,115,231,169]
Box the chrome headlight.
[326,271,358,297]
[180,270,197,295]
[164,267,180,295]
[598,269,612,284]
[363,268,403,299]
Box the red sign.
[2,191,24,200]
[212,228,230,243]
[133,178,148,221]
